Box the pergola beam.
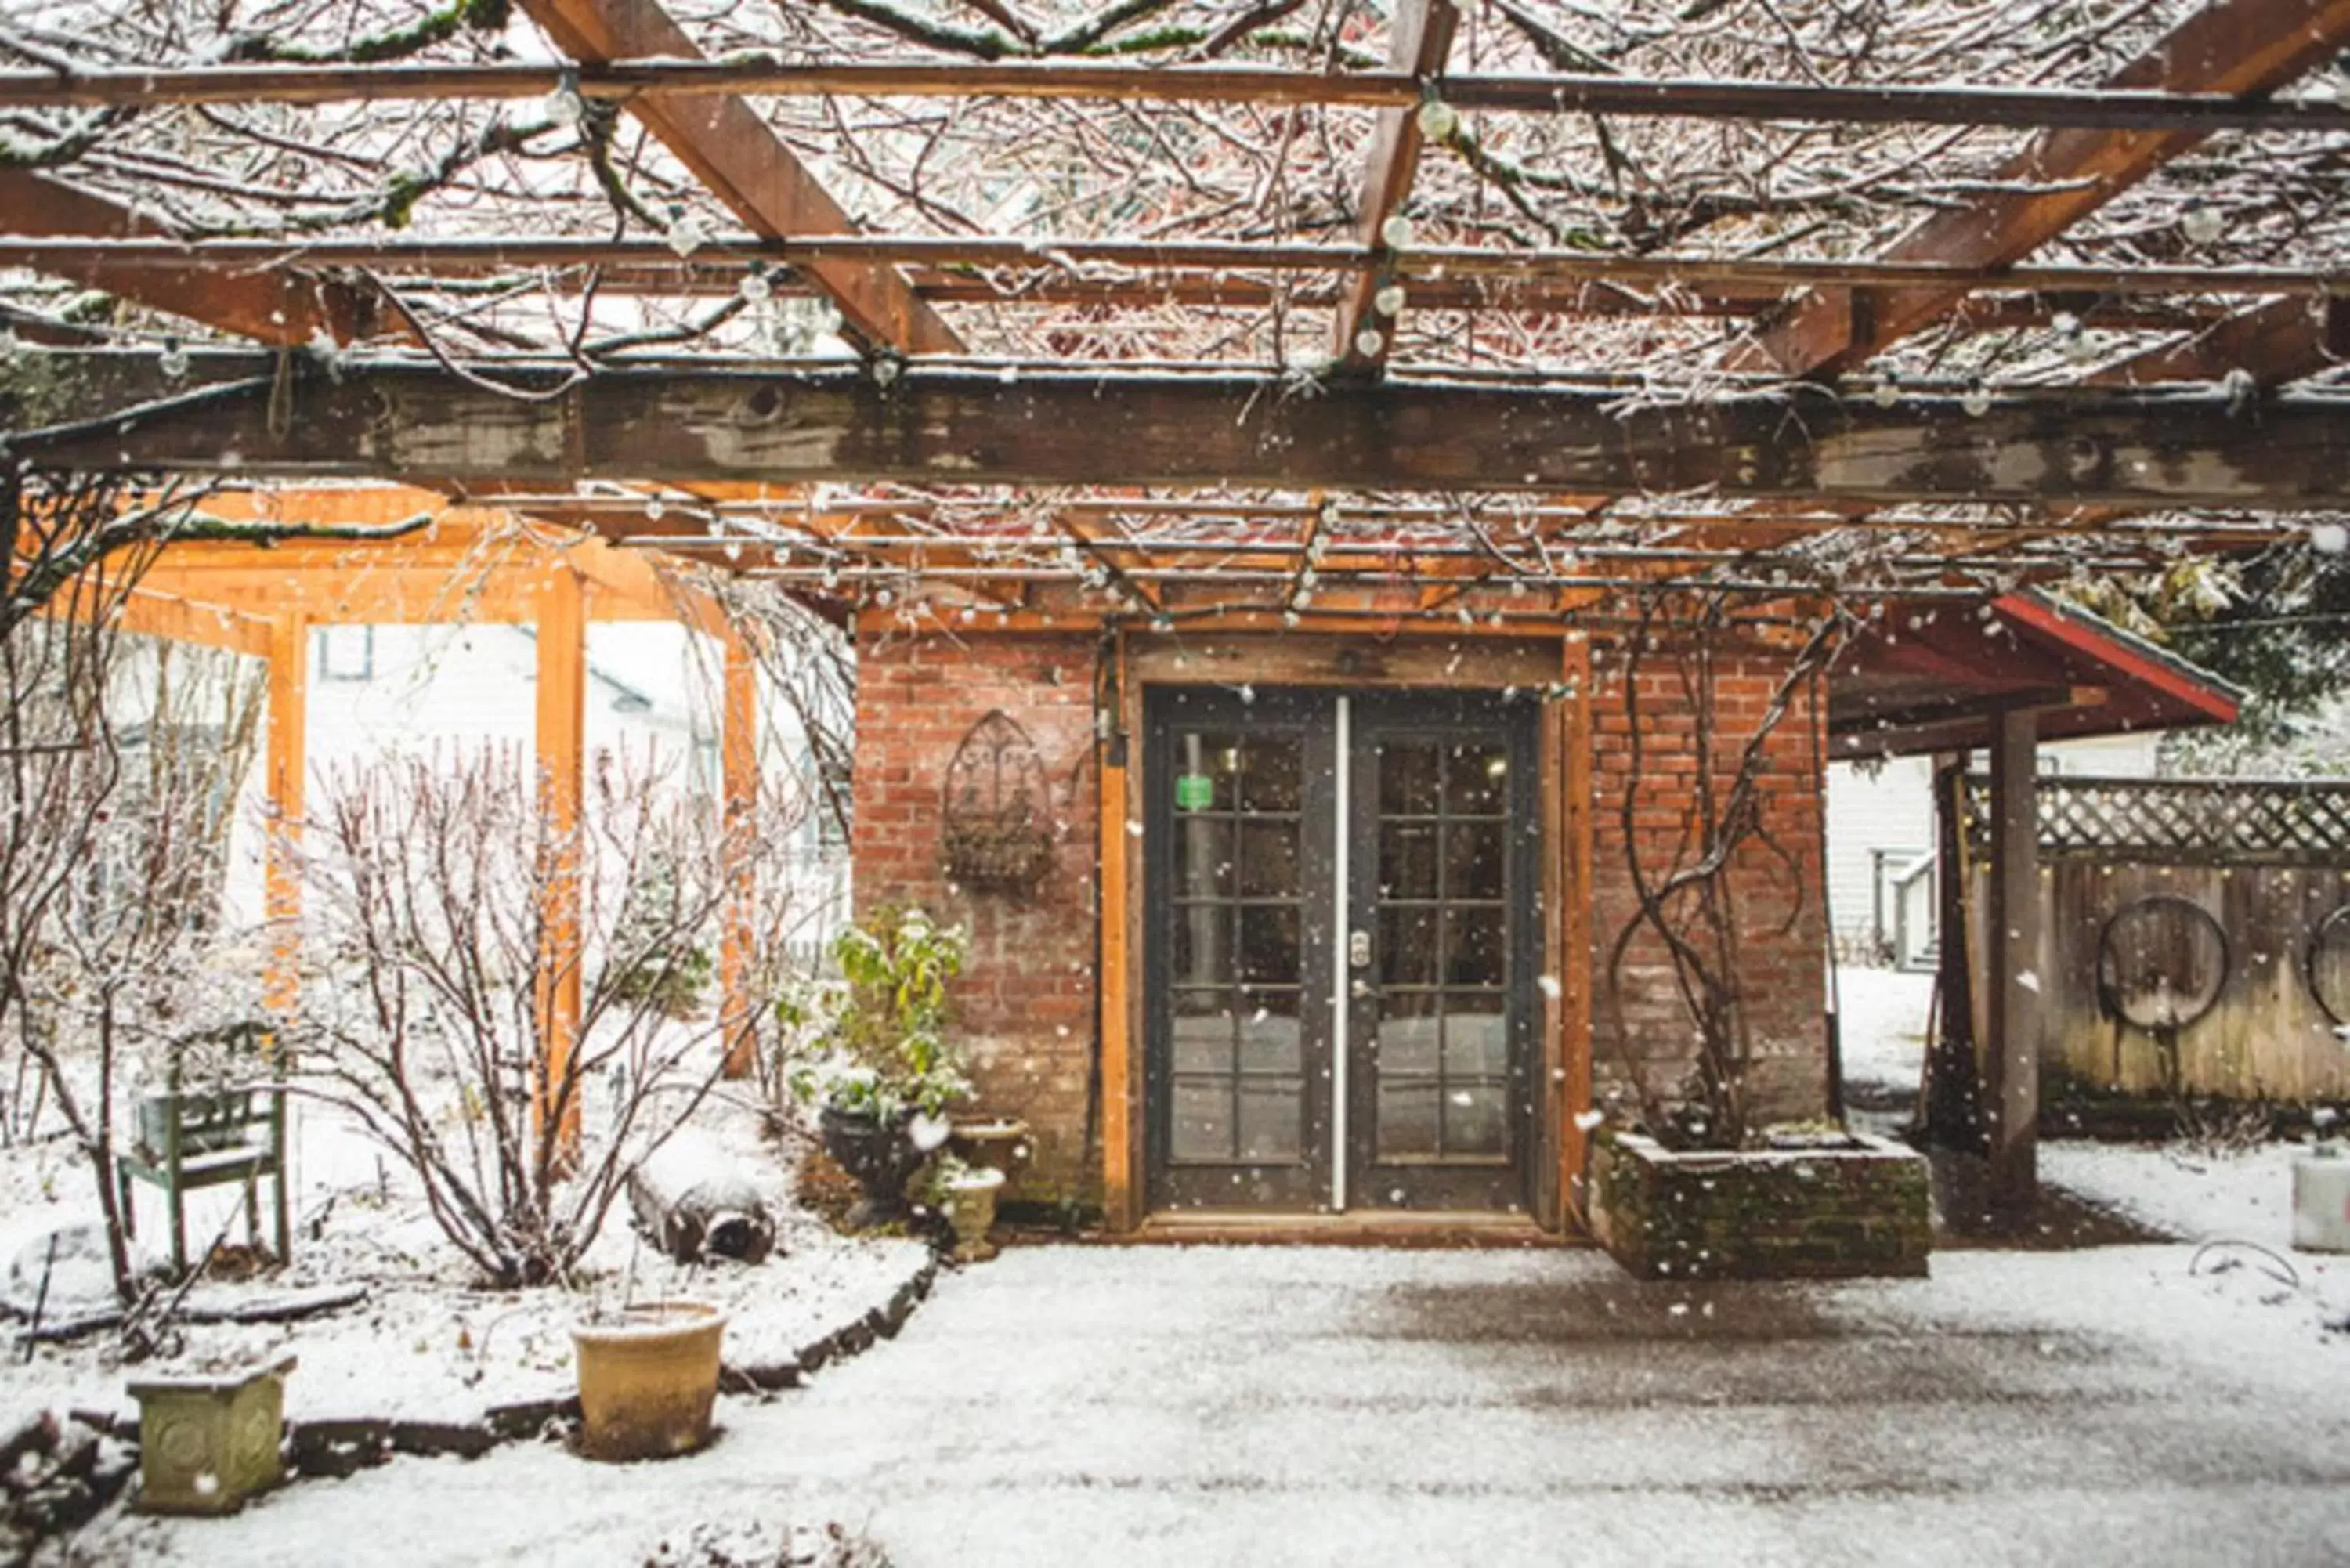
[515,0,960,356]
[18,60,2350,137]
[13,356,2350,509]
[9,234,2346,303]
[1739,0,2350,378]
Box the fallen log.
[628,1133,776,1265]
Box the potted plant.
[786,908,972,1228]
[570,1300,728,1461]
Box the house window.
[316,625,375,681]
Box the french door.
[1142,686,1539,1215]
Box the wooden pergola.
[7,0,2350,1206]
[95,486,765,1130]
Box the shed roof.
[1831,589,2243,760]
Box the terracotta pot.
[819,1104,923,1227]
[570,1301,727,1461]
[942,1168,1006,1263]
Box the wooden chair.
[115,1056,290,1277]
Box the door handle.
[1350,977,1375,999]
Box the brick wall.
[851,630,1102,1205]
[1586,641,1832,1131]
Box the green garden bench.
[115,1059,291,1277]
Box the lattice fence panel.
[1963,776,2350,864]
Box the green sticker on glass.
[1173,773,1214,811]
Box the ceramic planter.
[126,1355,295,1514]
[941,1168,1007,1263]
[819,1104,924,1228]
[1589,1129,1931,1281]
[571,1301,728,1462]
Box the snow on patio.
[78,1238,2350,1568]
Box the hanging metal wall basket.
[942,710,1056,894]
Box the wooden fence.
[1963,775,2350,1104]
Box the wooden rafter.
[1332,0,1459,374]
[1736,0,2350,378]
[515,0,960,357]
[2089,295,2350,386]
[0,170,377,345]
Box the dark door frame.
[1140,683,1541,1216]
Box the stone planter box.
[1589,1130,1930,1281]
[126,1355,294,1515]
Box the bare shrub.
[298,745,747,1288]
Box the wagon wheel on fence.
[2095,894,2231,1099]
[2303,905,2350,1035]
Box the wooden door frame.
[1098,632,1591,1234]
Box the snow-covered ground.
[1,1091,927,1439]
[78,1241,2350,1568]
[1834,963,1932,1098]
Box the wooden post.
[1924,751,1986,1151]
[1983,710,2041,1213]
[1557,635,1598,1230]
[1098,635,1136,1231]
[534,569,586,1153]
[263,614,308,1020]
[718,628,758,1079]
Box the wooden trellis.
[1966,775,2350,865]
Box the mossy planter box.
[127,1355,294,1515]
[1589,1131,1930,1281]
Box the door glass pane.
[1444,999,1508,1077]
[1365,717,1519,1175]
[1173,732,1242,811]
[1378,991,1441,1075]
[1241,740,1301,811]
[1238,905,1300,983]
[1379,905,1440,986]
[1379,742,1441,815]
[1237,1079,1304,1162]
[1237,818,1300,898]
[1171,1078,1233,1162]
[1162,721,1307,1172]
[1445,821,1506,895]
[1379,822,1439,899]
[1445,743,1509,815]
[1172,990,1233,1075]
[1238,988,1303,1074]
[1446,1084,1509,1157]
[1173,904,1230,985]
[1376,1081,1442,1159]
[1444,906,1506,986]
[1175,818,1232,898]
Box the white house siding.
[1825,732,2164,966]
[216,621,848,937]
